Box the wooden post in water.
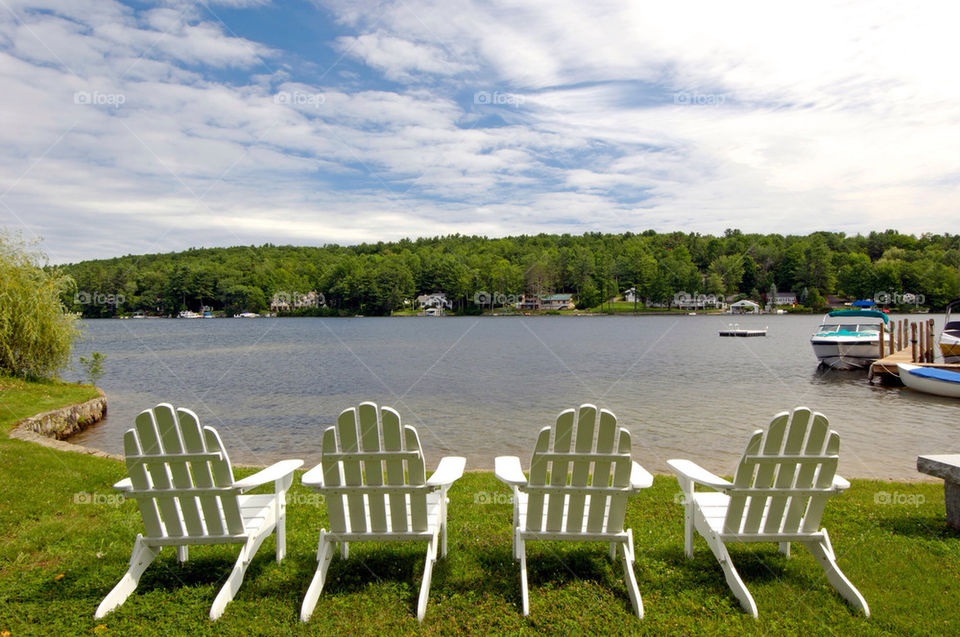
[889,320,895,353]
[920,322,926,362]
[911,322,918,362]
[928,318,936,362]
[879,322,885,358]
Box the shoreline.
[14,390,939,481]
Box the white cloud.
[1,0,958,262]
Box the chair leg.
[683,501,695,558]
[95,535,161,618]
[301,533,335,622]
[275,491,287,562]
[210,530,269,621]
[609,542,618,561]
[620,533,644,619]
[702,529,758,618]
[778,541,791,557]
[176,545,189,563]
[804,529,870,617]
[518,537,529,616]
[417,535,438,622]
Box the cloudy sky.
[1,0,958,263]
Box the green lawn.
[0,378,958,635]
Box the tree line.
[58,229,960,317]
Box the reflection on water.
[66,314,957,480]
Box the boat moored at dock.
[811,309,888,369]
[940,299,960,363]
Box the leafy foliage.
[58,229,960,316]
[0,233,79,378]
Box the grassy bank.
[0,379,958,635]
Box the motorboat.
[810,309,889,369]
[898,363,960,398]
[178,310,202,319]
[940,299,960,363]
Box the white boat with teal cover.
[939,299,960,363]
[810,309,888,370]
[898,363,960,398]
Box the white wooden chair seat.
[668,407,869,618]
[95,403,302,620]
[299,402,465,623]
[495,404,653,618]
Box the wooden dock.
[869,317,960,383]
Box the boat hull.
[940,332,960,364]
[811,340,880,369]
[898,363,960,398]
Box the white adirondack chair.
[494,404,653,618]
[299,402,465,623]
[667,406,870,618]
[95,403,302,620]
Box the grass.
[1,378,959,635]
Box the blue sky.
[1,0,958,263]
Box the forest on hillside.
[58,229,960,317]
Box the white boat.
[898,363,960,398]
[940,299,960,363]
[810,309,888,369]
[178,310,202,319]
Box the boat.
[178,310,202,319]
[810,309,889,369]
[898,363,960,398]
[940,299,960,363]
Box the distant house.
[416,293,452,310]
[542,294,574,310]
[730,299,761,314]
[773,292,798,306]
[624,287,639,303]
[517,294,541,311]
[271,290,322,312]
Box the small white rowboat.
[897,363,960,398]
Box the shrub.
[0,233,80,378]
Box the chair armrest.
[832,475,850,491]
[494,456,526,486]
[234,459,303,492]
[667,458,733,491]
[630,462,654,489]
[301,464,325,488]
[113,477,133,491]
[426,456,466,487]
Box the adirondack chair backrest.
[124,404,245,540]
[321,403,429,534]
[525,404,634,534]
[724,407,840,536]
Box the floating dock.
[719,328,766,337]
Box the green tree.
[0,233,80,378]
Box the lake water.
[67,315,959,480]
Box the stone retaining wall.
[14,388,108,439]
